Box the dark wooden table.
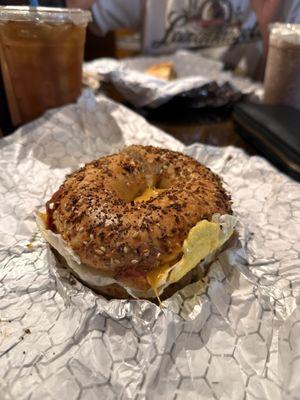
[99,82,256,155]
[148,117,255,154]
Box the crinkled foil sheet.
[84,50,263,108]
[0,91,299,400]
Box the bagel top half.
[38,145,236,299]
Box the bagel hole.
[155,176,172,190]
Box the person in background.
[66,0,300,79]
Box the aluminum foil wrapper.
[0,91,299,400]
[84,50,263,108]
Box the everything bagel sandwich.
[37,145,236,299]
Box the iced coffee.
[264,23,300,110]
[0,7,91,126]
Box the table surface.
[0,45,258,156]
[0,75,256,158]
[0,100,255,157]
[149,117,255,154]
[98,83,257,155]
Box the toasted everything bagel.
[43,145,232,297]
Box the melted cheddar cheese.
[147,263,171,289]
[135,189,234,296]
[134,187,164,202]
[147,249,181,288]
[146,219,233,293]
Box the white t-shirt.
[91,0,300,77]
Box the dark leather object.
[233,102,300,181]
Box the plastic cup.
[0,6,91,126]
[264,23,300,110]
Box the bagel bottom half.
[37,212,236,301]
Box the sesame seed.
[95,249,103,255]
[100,246,106,252]
[131,259,138,264]
[156,252,161,259]
[124,246,129,253]
[90,234,94,240]
[132,232,139,238]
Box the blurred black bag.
[233,101,300,181]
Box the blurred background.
[0,0,299,180]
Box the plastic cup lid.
[0,6,91,26]
[269,23,300,47]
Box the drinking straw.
[29,0,39,6]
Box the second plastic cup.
[264,23,300,110]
